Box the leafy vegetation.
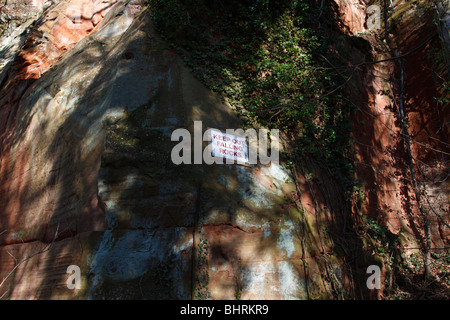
[148,0,357,194]
[146,0,449,299]
[361,217,450,299]
[193,229,210,300]
[427,47,450,104]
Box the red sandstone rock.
[0,0,447,301]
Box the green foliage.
[146,0,449,299]
[434,80,450,104]
[194,230,210,300]
[426,46,450,104]
[364,217,398,256]
[149,0,357,193]
[360,217,450,299]
[402,252,425,274]
[350,181,366,202]
[234,285,242,300]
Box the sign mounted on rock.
[211,129,249,163]
[170,121,279,165]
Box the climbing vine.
[193,229,210,300]
[148,0,357,194]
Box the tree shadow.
[0,0,375,300]
[1,0,447,301]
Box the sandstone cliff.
[0,0,448,299]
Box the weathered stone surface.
[0,231,102,299]
[0,0,448,300]
[337,1,449,298]
[0,0,141,299]
[0,0,323,299]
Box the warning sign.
[211,129,249,163]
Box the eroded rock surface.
[0,0,448,300]
[0,0,329,299]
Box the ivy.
[194,230,210,300]
[148,0,357,194]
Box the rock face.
[340,0,449,249]
[0,0,326,299]
[0,0,448,299]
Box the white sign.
[211,129,249,163]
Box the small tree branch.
[0,224,60,298]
